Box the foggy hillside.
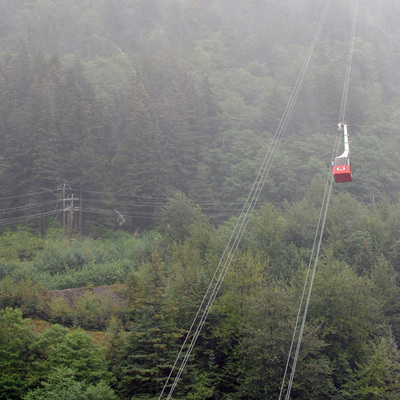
[1,0,400,234]
[2,2,400,400]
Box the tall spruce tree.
[114,252,183,398]
[22,75,59,236]
[0,308,37,400]
[112,79,165,229]
[57,57,111,235]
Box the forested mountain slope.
[1,0,400,234]
[1,1,400,399]
[2,193,400,399]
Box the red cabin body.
[332,164,352,183]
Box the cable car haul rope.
[157,0,359,398]
[280,0,358,399]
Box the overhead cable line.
[0,199,60,215]
[65,187,284,210]
[79,188,166,199]
[158,1,333,398]
[0,209,60,227]
[0,189,59,201]
[279,1,359,399]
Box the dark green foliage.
[48,329,109,383]
[114,251,183,398]
[1,232,160,290]
[111,79,165,230]
[341,336,400,399]
[1,0,400,399]
[0,275,45,316]
[233,285,333,399]
[24,366,118,400]
[1,0,400,234]
[0,307,37,399]
[309,259,381,364]
[1,190,400,399]
[159,191,209,243]
[0,228,44,262]
[24,367,87,400]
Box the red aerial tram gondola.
[332,123,352,183]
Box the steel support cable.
[339,0,359,125]
[280,1,359,398]
[158,2,332,399]
[284,175,334,400]
[279,132,340,400]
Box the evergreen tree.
[0,307,37,400]
[0,51,63,235]
[159,191,206,243]
[112,79,165,229]
[139,51,201,194]
[114,251,183,398]
[341,336,400,399]
[234,283,334,399]
[24,366,118,400]
[57,57,112,235]
[24,367,87,400]
[0,46,33,203]
[48,329,110,384]
[22,76,60,236]
[307,256,384,393]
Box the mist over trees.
[1,0,400,233]
[1,0,400,399]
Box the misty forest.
[1,0,400,399]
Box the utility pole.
[79,190,83,237]
[66,193,78,246]
[63,185,66,238]
[58,183,71,239]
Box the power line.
[0,199,60,215]
[0,189,59,201]
[0,209,60,227]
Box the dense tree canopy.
[1,0,400,399]
[0,0,399,234]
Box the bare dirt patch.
[46,284,127,307]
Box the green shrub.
[0,231,161,291]
[0,276,46,317]
[0,229,44,261]
[73,291,107,330]
[0,260,22,280]
[47,296,74,326]
[34,241,88,275]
